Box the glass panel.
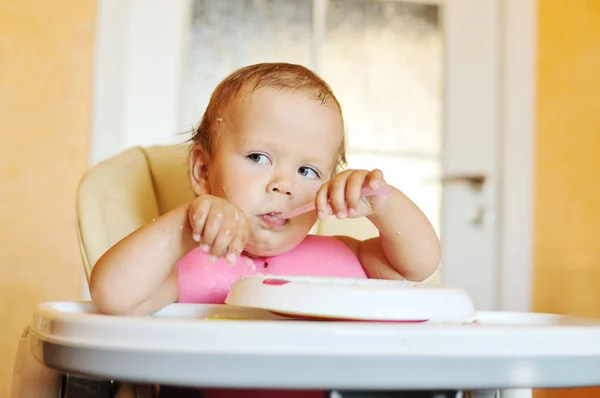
[182,0,313,129]
[321,0,443,155]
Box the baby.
[90,62,441,397]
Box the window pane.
[321,0,443,155]
[182,0,313,129]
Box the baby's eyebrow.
[300,156,328,167]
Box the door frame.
[87,0,536,312]
[497,0,536,312]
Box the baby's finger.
[328,171,351,218]
[346,170,368,213]
[226,216,249,264]
[189,198,211,242]
[200,208,224,255]
[365,169,385,189]
[209,216,238,261]
[315,183,331,219]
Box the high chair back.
[76,145,195,282]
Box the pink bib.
[177,234,366,304]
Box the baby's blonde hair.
[191,62,347,173]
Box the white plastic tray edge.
[30,301,600,357]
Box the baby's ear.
[189,145,209,196]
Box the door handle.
[441,173,487,191]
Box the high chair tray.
[30,301,600,390]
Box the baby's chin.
[243,233,306,258]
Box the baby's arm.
[90,194,250,315]
[90,203,194,315]
[316,169,440,281]
[361,187,440,281]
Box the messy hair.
[190,62,347,173]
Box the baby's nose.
[272,186,292,196]
[267,179,293,197]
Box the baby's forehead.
[217,83,344,162]
[234,83,336,108]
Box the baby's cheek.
[222,188,253,213]
[300,183,322,202]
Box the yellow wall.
[0,1,95,396]
[533,1,600,397]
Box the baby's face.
[206,87,343,257]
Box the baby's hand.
[316,169,390,220]
[188,195,249,264]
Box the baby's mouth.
[258,212,288,228]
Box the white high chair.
[11,145,600,398]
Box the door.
[90,0,504,311]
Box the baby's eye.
[247,153,270,165]
[298,166,319,179]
